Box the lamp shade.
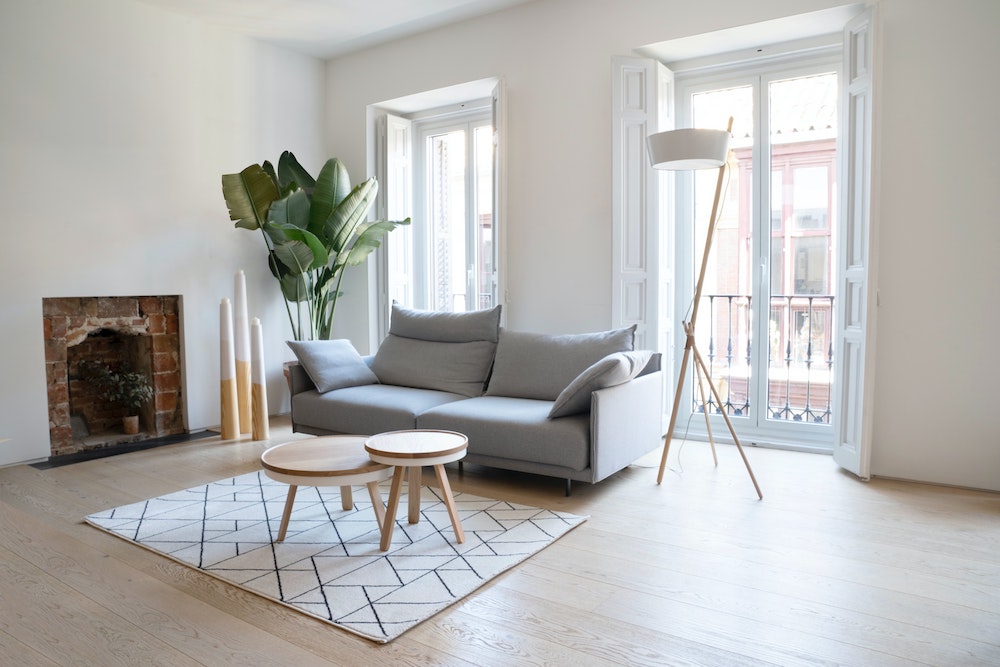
[646,128,731,171]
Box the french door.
[676,58,839,450]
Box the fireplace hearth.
[43,296,185,458]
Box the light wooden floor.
[1,417,998,666]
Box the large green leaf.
[327,178,378,253]
[272,240,316,276]
[278,272,309,303]
[277,151,316,192]
[221,165,278,230]
[309,158,352,236]
[268,189,311,230]
[336,218,409,269]
[271,224,328,269]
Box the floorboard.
[1,416,997,666]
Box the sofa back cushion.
[388,302,501,342]
[485,325,636,401]
[370,303,502,398]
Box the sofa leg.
[457,461,464,474]
[565,479,572,496]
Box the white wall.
[324,0,1000,490]
[0,0,325,466]
[2,0,996,490]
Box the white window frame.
[411,108,493,312]
[369,78,506,345]
[612,6,877,475]
[673,51,841,452]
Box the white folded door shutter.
[832,7,878,479]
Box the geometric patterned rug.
[85,471,586,643]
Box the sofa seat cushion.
[416,397,591,471]
[485,326,636,401]
[292,384,466,435]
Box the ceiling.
[133,0,537,59]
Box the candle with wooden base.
[250,317,269,440]
[234,270,252,434]
[219,298,240,440]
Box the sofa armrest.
[589,353,664,482]
[288,362,315,395]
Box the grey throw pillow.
[286,339,378,393]
[486,325,637,401]
[548,350,653,418]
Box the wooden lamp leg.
[656,116,760,499]
[691,345,763,499]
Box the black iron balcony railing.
[696,293,835,424]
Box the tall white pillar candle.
[219,297,240,440]
[250,317,269,440]
[234,270,252,434]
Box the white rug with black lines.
[86,471,587,642]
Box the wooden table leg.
[408,465,421,524]
[340,485,353,511]
[366,481,386,531]
[277,484,298,542]
[433,464,465,544]
[381,466,406,551]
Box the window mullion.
[751,74,770,429]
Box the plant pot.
[283,360,299,391]
[123,415,139,435]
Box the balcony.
[697,293,834,424]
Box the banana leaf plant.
[222,152,409,340]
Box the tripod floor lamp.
[646,117,762,500]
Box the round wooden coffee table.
[364,429,468,551]
[260,435,392,542]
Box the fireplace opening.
[68,328,155,444]
[43,296,185,458]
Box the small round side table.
[260,435,392,542]
[364,429,468,551]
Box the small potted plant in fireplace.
[78,361,154,435]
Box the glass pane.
[427,130,467,311]
[691,85,753,418]
[771,169,783,230]
[793,165,829,229]
[767,72,837,424]
[793,236,828,295]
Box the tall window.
[418,115,495,312]
[382,107,496,316]
[677,59,838,450]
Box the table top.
[365,429,468,460]
[260,435,389,478]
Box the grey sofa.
[287,304,663,494]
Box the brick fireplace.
[43,296,185,458]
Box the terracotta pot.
[123,415,139,435]
[283,360,299,391]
